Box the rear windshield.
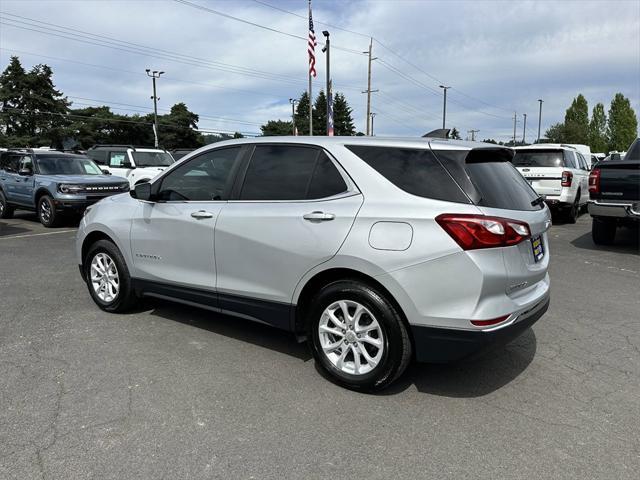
[512,149,564,167]
[434,149,544,211]
[345,145,470,204]
[132,151,174,167]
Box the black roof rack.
[88,144,138,151]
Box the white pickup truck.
[86,145,175,187]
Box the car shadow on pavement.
[0,221,30,237]
[146,299,313,361]
[571,228,639,255]
[382,328,538,398]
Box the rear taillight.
[561,171,573,187]
[435,214,531,250]
[589,169,600,194]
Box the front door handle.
[191,210,214,219]
[303,211,335,221]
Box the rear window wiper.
[531,195,545,207]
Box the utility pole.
[370,112,377,136]
[362,38,378,135]
[537,99,544,143]
[522,113,527,144]
[322,30,333,136]
[289,98,298,135]
[469,129,479,141]
[513,112,517,146]
[146,69,164,147]
[439,85,451,129]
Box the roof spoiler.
[423,129,450,139]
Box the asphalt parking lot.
[1,211,639,479]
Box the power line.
[172,0,363,55]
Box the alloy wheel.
[318,300,384,376]
[40,200,52,224]
[90,253,120,303]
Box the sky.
[0,0,639,142]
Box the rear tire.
[592,217,616,245]
[38,195,60,227]
[84,239,137,312]
[565,192,580,224]
[0,191,14,219]
[308,279,412,392]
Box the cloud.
[1,0,638,141]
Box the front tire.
[308,280,411,392]
[592,217,616,245]
[84,240,137,312]
[38,195,60,227]
[0,191,14,219]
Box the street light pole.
[289,98,298,135]
[522,113,527,144]
[537,99,544,143]
[146,69,164,148]
[370,112,377,136]
[439,85,451,129]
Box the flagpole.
[308,0,313,136]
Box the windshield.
[36,156,103,175]
[132,151,174,167]
[512,150,564,167]
[626,139,640,161]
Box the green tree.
[333,92,355,136]
[563,94,589,144]
[261,119,293,136]
[0,56,28,138]
[313,90,327,136]
[607,93,638,152]
[158,102,204,149]
[294,91,311,135]
[482,138,498,144]
[450,127,461,140]
[544,122,567,143]
[588,103,608,152]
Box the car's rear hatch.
[431,145,551,304]
[511,148,566,197]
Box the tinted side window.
[240,145,319,200]
[87,149,107,165]
[435,150,542,211]
[19,155,34,171]
[1,154,20,173]
[109,151,128,167]
[307,153,347,199]
[158,147,240,201]
[345,145,469,203]
[564,150,577,169]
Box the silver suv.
[76,137,551,391]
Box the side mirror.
[122,161,134,169]
[131,182,153,201]
[101,169,111,175]
[18,167,33,176]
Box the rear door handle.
[191,210,214,219]
[303,211,335,221]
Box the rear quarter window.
[345,145,470,204]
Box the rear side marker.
[471,314,510,327]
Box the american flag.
[308,1,317,78]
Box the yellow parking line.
[0,229,77,240]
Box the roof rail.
[422,128,450,139]
[89,144,138,151]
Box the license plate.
[531,235,544,262]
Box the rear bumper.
[410,294,549,363]
[589,201,640,220]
